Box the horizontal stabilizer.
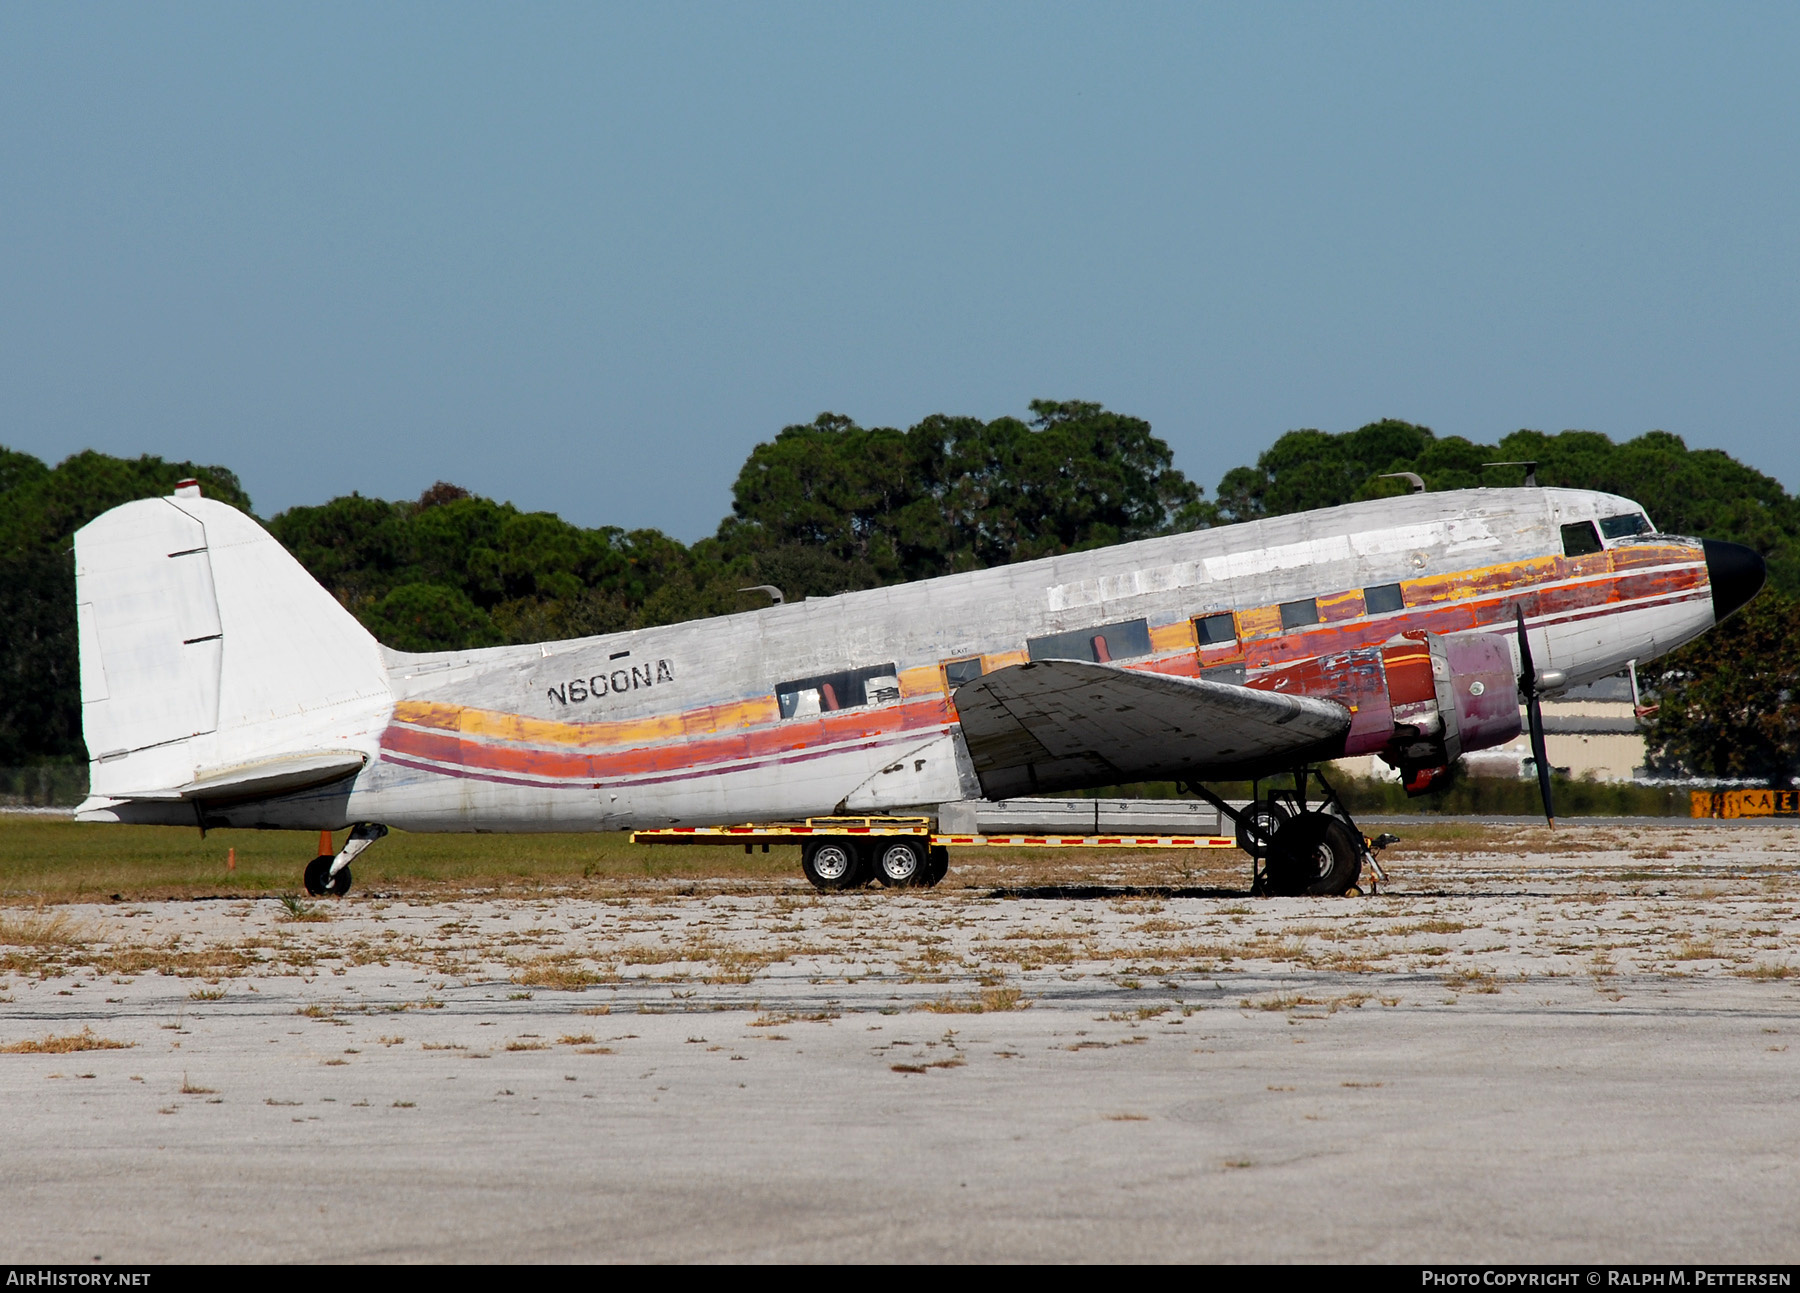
[954,660,1350,799]
[86,750,369,805]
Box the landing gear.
[801,839,868,892]
[1264,812,1363,896]
[303,823,387,897]
[303,853,351,897]
[1183,769,1381,898]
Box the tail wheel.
[303,854,352,897]
[1263,812,1363,897]
[873,838,927,888]
[801,839,867,892]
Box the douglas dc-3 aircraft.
[71,476,1764,896]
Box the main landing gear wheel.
[303,854,352,897]
[1263,812,1363,897]
[873,838,927,888]
[1236,795,1298,855]
[801,839,867,892]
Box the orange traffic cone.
[226,847,236,872]
[318,829,333,857]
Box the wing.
[953,659,1351,799]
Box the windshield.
[1599,512,1654,539]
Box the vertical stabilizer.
[76,496,391,803]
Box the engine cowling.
[1380,630,1520,789]
[1249,629,1521,790]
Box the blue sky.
[3,3,1796,539]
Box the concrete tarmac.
[2,824,1797,1263]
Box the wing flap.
[954,660,1350,798]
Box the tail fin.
[75,490,390,805]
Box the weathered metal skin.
[79,485,1723,832]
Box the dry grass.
[0,910,85,946]
[511,958,608,990]
[1,1027,133,1053]
[915,986,1027,1013]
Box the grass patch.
[1,1027,133,1053]
[511,958,606,990]
[915,986,1027,1014]
[0,817,793,901]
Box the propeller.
[1514,606,1555,826]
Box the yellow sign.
[1691,789,1800,818]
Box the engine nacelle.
[1381,630,1520,789]
[1249,630,1521,790]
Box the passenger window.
[1561,521,1604,557]
[1193,612,1238,648]
[776,663,900,718]
[943,657,984,687]
[1599,512,1653,540]
[1026,618,1151,664]
[1278,598,1319,630]
[1364,583,1404,615]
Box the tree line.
[3,404,1797,783]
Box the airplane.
[70,476,1765,897]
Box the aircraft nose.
[1702,538,1767,623]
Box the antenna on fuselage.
[1379,472,1425,494]
[739,584,786,605]
[1484,461,1539,487]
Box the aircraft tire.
[872,838,928,887]
[303,854,352,897]
[801,839,866,892]
[1235,796,1298,855]
[1263,813,1362,897]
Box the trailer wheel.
[922,845,949,888]
[873,838,927,887]
[801,839,866,892]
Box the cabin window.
[1193,612,1238,648]
[1561,521,1604,558]
[1364,583,1405,615]
[1599,512,1653,540]
[1278,598,1320,630]
[943,657,984,687]
[1026,618,1151,664]
[776,663,901,719]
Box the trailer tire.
[872,838,927,887]
[801,839,867,892]
[923,845,949,888]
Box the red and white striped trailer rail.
[631,816,1238,851]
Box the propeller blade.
[1515,606,1555,826]
[1528,691,1555,826]
[1513,605,1537,693]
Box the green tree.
[0,448,253,764]
[722,401,1212,587]
[1645,591,1800,786]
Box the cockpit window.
[777,664,900,719]
[1561,520,1604,557]
[1599,512,1653,539]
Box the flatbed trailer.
[631,811,1239,891]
